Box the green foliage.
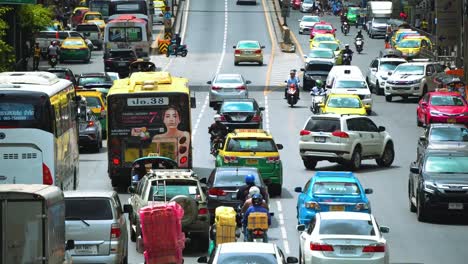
[0,6,14,71]
[18,4,53,34]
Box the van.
[75,24,103,50]
[326,65,364,88]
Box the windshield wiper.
[66,217,90,226]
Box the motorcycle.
[210,136,224,157]
[286,83,299,107]
[342,22,350,35]
[166,43,188,57]
[355,38,364,54]
[310,90,327,114]
[49,55,58,68]
[248,228,268,242]
[342,53,352,65]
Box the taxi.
[346,7,360,24]
[71,7,89,27]
[216,129,284,196]
[319,93,369,115]
[154,0,166,11]
[59,37,91,63]
[316,41,342,64]
[395,38,424,59]
[391,29,416,46]
[76,89,107,135]
[82,11,106,31]
[310,33,339,49]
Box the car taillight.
[236,86,246,90]
[254,49,262,54]
[208,188,227,196]
[251,115,261,122]
[310,243,334,251]
[332,130,349,138]
[300,130,311,136]
[219,115,227,121]
[111,223,121,239]
[42,163,53,185]
[65,75,71,80]
[253,230,264,235]
[112,158,120,166]
[362,244,385,253]
[266,156,280,164]
[100,106,106,117]
[87,121,95,127]
[305,201,320,210]
[234,49,241,54]
[198,208,208,215]
[211,86,222,90]
[223,156,238,163]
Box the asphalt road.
[59,1,468,264]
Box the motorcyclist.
[243,194,271,242]
[342,44,354,63]
[355,30,364,40]
[47,41,60,61]
[284,70,300,99]
[310,80,326,95]
[241,186,269,214]
[208,114,229,149]
[236,174,269,204]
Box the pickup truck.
[75,24,103,50]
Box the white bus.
[0,72,80,190]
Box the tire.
[348,146,362,171]
[376,142,394,167]
[234,61,239,66]
[385,95,392,102]
[303,158,317,170]
[409,182,417,213]
[258,61,263,66]
[130,221,137,242]
[417,193,429,222]
[181,50,187,57]
[417,116,423,127]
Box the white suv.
[365,57,407,95]
[299,114,394,170]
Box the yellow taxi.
[154,0,166,11]
[316,41,342,64]
[76,89,107,135]
[216,129,284,195]
[395,36,433,59]
[391,29,416,46]
[59,37,91,63]
[319,94,369,115]
[310,33,339,49]
[82,11,106,31]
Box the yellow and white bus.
[107,71,195,188]
[0,72,80,190]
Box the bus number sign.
[127,97,169,106]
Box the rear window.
[63,40,83,46]
[215,75,242,83]
[76,24,99,32]
[429,127,468,141]
[217,253,277,263]
[148,181,199,201]
[221,102,254,112]
[65,198,113,220]
[238,41,260,49]
[85,96,102,107]
[226,138,277,152]
[214,170,261,187]
[305,117,340,132]
[319,219,375,236]
[334,80,367,89]
[78,76,109,86]
[313,182,360,195]
[109,50,136,59]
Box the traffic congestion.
[0,0,468,263]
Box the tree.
[0,6,14,72]
[18,4,54,36]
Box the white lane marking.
[264,95,270,132]
[276,200,282,212]
[192,0,228,138]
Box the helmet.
[290,70,296,75]
[345,44,350,48]
[249,186,260,197]
[245,174,255,185]
[252,193,263,206]
[214,114,222,122]
[315,80,323,87]
[358,30,362,34]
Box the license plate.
[340,246,356,254]
[118,62,127,66]
[447,118,456,123]
[246,159,258,165]
[448,203,463,210]
[314,136,326,143]
[330,205,345,211]
[243,51,253,54]
[73,245,98,255]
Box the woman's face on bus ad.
[163,108,180,129]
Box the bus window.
[109,27,142,42]
[0,96,52,132]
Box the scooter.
[342,53,352,65]
[166,43,188,57]
[355,38,364,54]
[210,136,224,157]
[342,22,350,36]
[310,90,327,114]
[286,83,299,107]
[249,228,268,242]
[49,55,58,68]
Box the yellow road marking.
[261,0,276,95]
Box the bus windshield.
[0,94,52,132]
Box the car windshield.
[394,65,424,75]
[149,181,199,201]
[309,50,334,58]
[85,96,101,107]
[85,14,102,20]
[65,198,112,220]
[319,219,375,236]
[79,77,109,86]
[424,155,468,173]
[215,76,243,84]
[318,42,339,51]
[379,61,404,71]
[313,182,361,195]
[327,97,362,108]
[334,80,367,88]
[315,25,333,30]
[399,40,420,48]
[430,95,465,106]
[214,171,261,187]
[221,102,254,112]
[305,117,340,132]
[49,71,69,79]
[217,253,277,263]
[373,18,388,23]
[303,16,320,22]
[348,8,358,15]
[238,41,260,49]
[429,127,468,141]
[226,138,277,152]
[63,40,83,46]
[315,36,334,42]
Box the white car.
[299,114,394,170]
[197,242,299,264]
[298,15,320,34]
[326,65,364,88]
[300,0,315,12]
[365,57,407,95]
[297,212,390,264]
[304,48,336,64]
[330,75,373,113]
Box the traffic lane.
[57,49,104,75]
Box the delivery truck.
[366,1,393,38]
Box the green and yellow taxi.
[320,94,369,115]
[216,129,284,195]
[391,29,416,46]
[76,89,107,135]
[310,33,339,49]
[60,37,91,63]
[346,7,360,24]
[317,41,343,64]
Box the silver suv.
[299,114,395,170]
[64,191,129,264]
[127,169,210,252]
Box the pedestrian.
[414,15,421,29]
[421,18,428,32]
[33,42,41,71]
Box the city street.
[56,0,468,263]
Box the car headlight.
[430,110,443,116]
[423,181,437,193]
[364,94,372,99]
[460,112,468,116]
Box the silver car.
[64,191,130,264]
[208,73,250,108]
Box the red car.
[291,0,301,10]
[417,92,468,127]
[310,22,336,38]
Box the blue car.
[294,171,373,225]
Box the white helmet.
[214,114,222,122]
[249,186,260,197]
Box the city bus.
[109,0,154,25]
[89,0,111,21]
[106,71,195,188]
[0,72,80,190]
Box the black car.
[300,60,334,91]
[104,49,138,78]
[206,167,269,222]
[217,99,265,130]
[417,124,468,159]
[408,150,468,222]
[78,109,103,152]
[47,67,77,86]
[76,72,113,88]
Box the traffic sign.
[164,12,171,19]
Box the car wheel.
[258,61,263,66]
[417,115,423,127]
[409,182,417,213]
[270,184,282,197]
[385,95,392,102]
[130,222,137,242]
[234,61,239,66]
[376,142,394,167]
[122,255,128,264]
[348,146,362,171]
[303,158,317,170]
[417,193,429,222]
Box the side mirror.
[318,103,325,107]
[65,240,75,251]
[246,80,252,84]
[199,178,207,184]
[410,163,420,174]
[232,45,236,49]
[365,105,371,110]
[378,126,385,132]
[303,55,308,59]
[287,257,299,263]
[387,72,392,76]
[294,187,302,193]
[259,106,265,111]
[284,80,287,83]
[371,68,377,72]
[123,204,132,213]
[206,81,212,84]
[421,102,428,108]
[261,45,265,49]
[364,188,373,194]
[296,224,306,231]
[197,256,208,263]
[379,226,390,233]
[300,68,305,71]
[128,186,136,194]
[419,135,426,142]
[276,144,283,150]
